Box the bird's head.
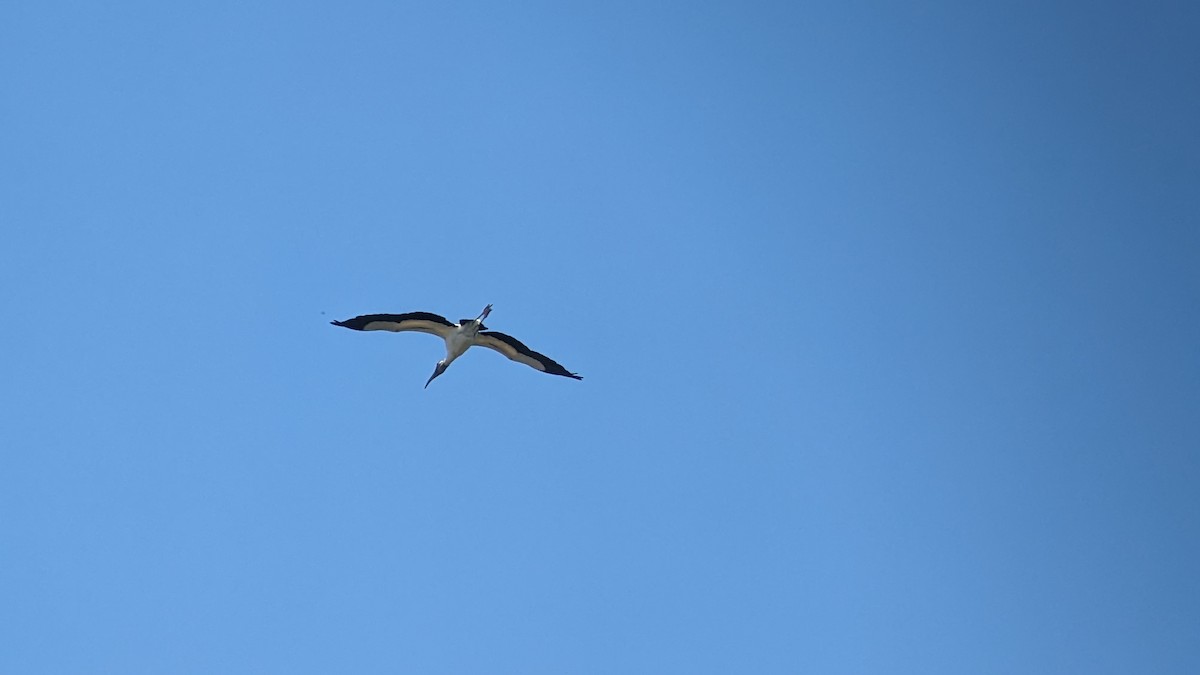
[425,361,448,389]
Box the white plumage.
[331,304,582,388]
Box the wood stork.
[331,304,582,388]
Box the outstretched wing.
[330,312,455,337]
[474,331,582,380]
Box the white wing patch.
[360,319,451,336]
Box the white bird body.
[443,330,474,364]
[331,304,582,388]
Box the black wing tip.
[544,362,580,379]
[330,318,360,330]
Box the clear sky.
[2,1,1198,673]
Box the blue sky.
[2,1,1198,672]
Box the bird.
[330,304,582,388]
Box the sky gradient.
[2,2,1198,673]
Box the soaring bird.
[331,304,582,388]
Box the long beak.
[425,362,447,389]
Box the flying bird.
[331,304,582,388]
